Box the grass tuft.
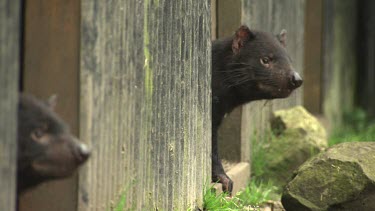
[236,179,279,207]
[250,132,275,179]
[112,180,137,211]
[202,179,278,211]
[113,192,128,211]
[203,184,244,211]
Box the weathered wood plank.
[215,0,244,163]
[217,0,241,38]
[211,0,217,39]
[241,0,305,154]
[0,1,20,210]
[322,0,357,128]
[304,0,323,114]
[79,1,211,210]
[19,1,80,210]
[358,0,375,117]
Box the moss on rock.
[271,106,327,150]
[263,106,327,185]
[282,142,375,211]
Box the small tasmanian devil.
[212,25,303,194]
[17,94,91,194]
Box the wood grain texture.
[304,0,323,114]
[211,0,217,40]
[322,0,357,127]
[19,0,80,210]
[241,0,305,154]
[215,1,244,163]
[0,1,20,210]
[358,0,375,117]
[79,1,211,210]
[217,0,241,38]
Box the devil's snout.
[289,71,303,89]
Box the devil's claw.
[213,173,233,196]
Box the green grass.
[329,108,375,146]
[111,180,137,211]
[250,132,275,179]
[203,186,244,211]
[250,139,267,178]
[113,192,128,211]
[236,179,279,207]
[202,179,278,211]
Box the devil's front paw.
[212,173,233,196]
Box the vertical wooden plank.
[79,0,211,210]
[19,0,80,211]
[358,0,375,117]
[304,0,323,114]
[211,0,217,40]
[217,0,241,38]
[216,0,244,164]
[322,0,357,127]
[0,1,20,210]
[241,0,305,157]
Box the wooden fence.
[78,1,211,210]
[304,0,365,129]
[17,1,211,210]
[1,0,374,210]
[358,0,375,118]
[322,0,358,128]
[0,1,20,211]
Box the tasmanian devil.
[17,94,91,194]
[212,25,303,194]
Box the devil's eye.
[260,57,271,65]
[32,128,45,139]
[31,124,48,141]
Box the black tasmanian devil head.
[224,25,303,100]
[17,94,90,192]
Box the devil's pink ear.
[232,25,255,54]
[47,94,58,110]
[277,29,287,47]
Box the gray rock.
[282,142,375,211]
[263,106,327,185]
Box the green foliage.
[250,140,267,178]
[250,128,308,196]
[250,132,275,179]
[113,192,128,211]
[203,186,244,211]
[329,108,375,146]
[250,131,289,185]
[236,179,279,207]
[201,179,278,211]
[111,180,137,211]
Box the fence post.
[322,0,358,127]
[79,1,211,210]
[358,0,375,118]
[0,1,21,210]
[216,0,245,165]
[304,0,324,115]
